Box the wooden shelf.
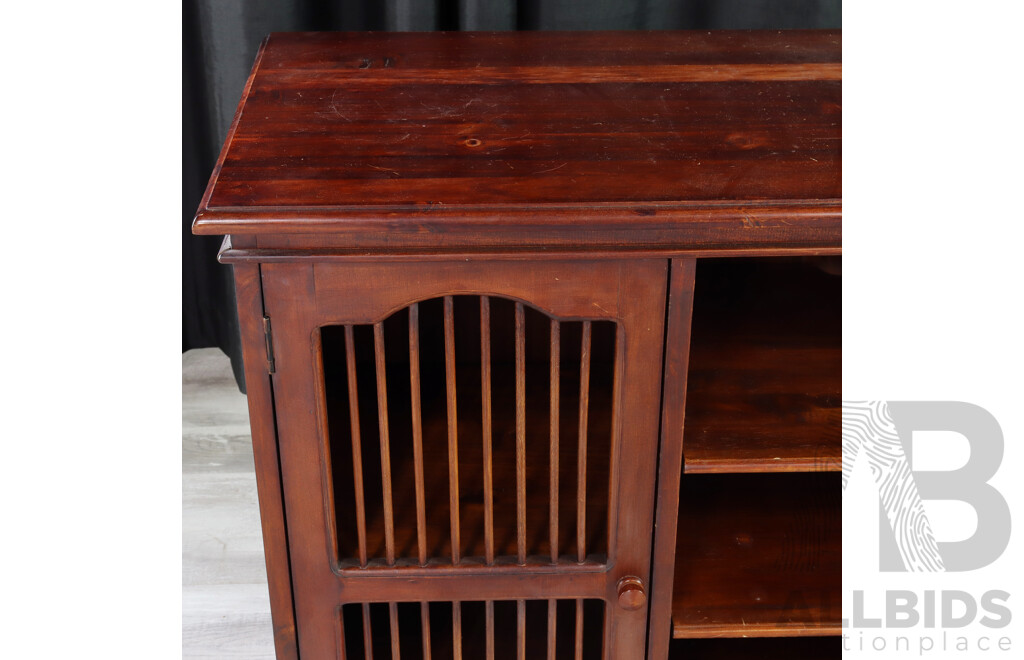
[672,472,841,638]
[683,258,840,474]
[670,637,838,659]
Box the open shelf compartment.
[671,472,841,639]
[684,257,841,474]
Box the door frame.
[262,258,668,658]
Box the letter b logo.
[842,401,1011,572]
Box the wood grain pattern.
[219,242,843,264]
[255,31,841,69]
[193,31,840,253]
[683,258,840,473]
[480,297,495,566]
[227,266,298,659]
[408,304,428,566]
[547,598,557,660]
[344,325,369,567]
[444,296,462,565]
[549,320,560,565]
[373,323,397,565]
[421,603,433,660]
[485,600,495,660]
[646,258,696,660]
[361,603,372,660]
[389,601,401,659]
[672,472,841,639]
[576,322,591,564]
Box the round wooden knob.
[617,576,647,611]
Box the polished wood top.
[193,31,840,251]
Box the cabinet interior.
[684,256,841,473]
[671,256,842,645]
[672,472,841,638]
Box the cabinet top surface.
[194,31,841,249]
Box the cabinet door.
[262,259,667,659]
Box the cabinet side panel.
[646,258,696,660]
[234,262,299,660]
[262,262,345,658]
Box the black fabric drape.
[183,0,841,392]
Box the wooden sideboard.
[192,30,841,660]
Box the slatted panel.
[321,296,617,568]
[340,600,605,659]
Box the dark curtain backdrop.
[184,0,841,391]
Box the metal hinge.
[262,315,276,374]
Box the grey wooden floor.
[183,348,276,659]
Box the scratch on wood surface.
[329,90,351,121]
[533,162,567,174]
[368,164,400,177]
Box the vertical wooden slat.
[480,297,495,565]
[574,599,584,660]
[374,323,396,565]
[420,603,432,660]
[452,601,463,660]
[547,599,557,660]
[389,603,401,660]
[515,302,527,565]
[344,325,369,568]
[485,600,495,660]
[443,296,462,565]
[362,603,373,660]
[576,321,592,563]
[516,599,526,660]
[605,326,624,562]
[549,320,560,564]
[408,304,428,566]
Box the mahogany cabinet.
[192,31,841,660]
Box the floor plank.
[182,348,275,659]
